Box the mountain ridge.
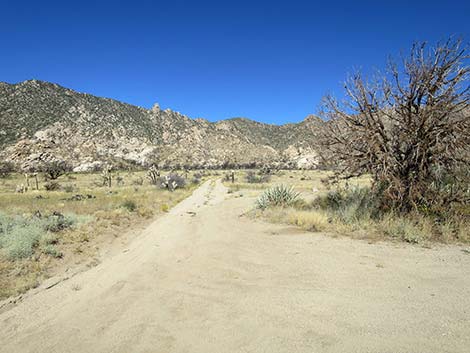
[0,80,321,171]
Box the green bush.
[0,212,83,260]
[0,223,43,259]
[256,185,300,210]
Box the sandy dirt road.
[1,180,469,353]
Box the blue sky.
[1,0,469,124]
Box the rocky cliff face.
[0,80,322,171]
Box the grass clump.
[313,186,379,224]
[256,185,300,210]
[255,207,329,233]
[287,209,330,232]
[254,182,469,244]
[313,186,469,243]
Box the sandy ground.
[0,180,469,353]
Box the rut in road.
[1,179,469,353]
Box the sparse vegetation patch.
[0,211,80,260]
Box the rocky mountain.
[0,80,322,171]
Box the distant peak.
[151,103,160,113]
[303,114,322,123]
[21,79,43,85]
[18,79,58,88]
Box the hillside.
[0,80,321,170]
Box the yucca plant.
[256,185,300,210]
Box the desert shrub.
[40,232,60,245]
[157,173,187,191]
[63,184,75,193]
[246,171,270,184]
[0,221,43,259]
[380,214,432,244]
[259,165,273,175]
[313,186,380,223]
[256,185,300,209]
[44,181,61,191]
[0,212,81,260]
[133,177,144,186]
[41,160,71,180]
[116,175,124,186]
[0,161,15,178]
[42,244,63,258]
[310,185,470,243]
[41,212,74,232]
[121,200,137,212]
[193,172,203,179]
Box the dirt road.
[1,180,469,353]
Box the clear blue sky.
[1,0,469,124]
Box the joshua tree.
[101,165,112,187]
[318,38,470,212]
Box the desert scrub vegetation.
[0,211,86,260]
[223,169,310,192]
[121,200,137,212]
[255,184,469,244]
[271,37,470,244]
[157,173,187,191]
[0,168,204,299]
[312,186,469,243]
[245,170,271,184]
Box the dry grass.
[224,169,369,195]
[0,170,203,300]
[245,170,469,245]
[255,207,330,232]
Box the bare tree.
[318,38,470,212]
[41,160,71,180]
